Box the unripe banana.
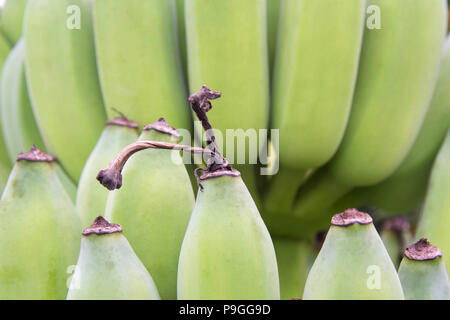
[178,174,280,300]
[0,146,81,299]
[398,239,450,300]
[266,0,366,212]
[273,238,313,300]
[303,209,404,300]
[334,36,450,214]
[267,0,280,71]
[0,0,28,45]
[380,217,412,268]
[67,216,160,300]
[0,32,11,193]
[175,0,188,81]
[76,117,139,227]
[416,129,450,276]
[185,0,270,206]
[92,0,189,129]
[24,0,107,182]
[105,119,195,300]
[294,0,448,232]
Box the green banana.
[380,217,412,268]
[185,0,270,207]
[175,0,188,82]
[416,129,450,276]
[177,174,280,300]
[0,0,28,45]
[265,0,366,213]
[0,31,11,193]
[273,238,314,300]
[24,0,107,182]
[267,0,280,71]
[76,117,138,227]
[293,0,448,233]
[92,0,189,129]
[67,216,160,300]
[398,238,450,300]
[0,38,77,202]
[0,146,81,299]
[303,209,404,300]
[333,36,450,214]
[105,119,195,300]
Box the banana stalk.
[266,0,366,214]
[92,0,189,129]
[398,239,450,300]
[24,0,107,182]
[416,129,450,276]
[292,0,448,235]
[0,147,81,299]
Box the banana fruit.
[293,0,448,232]
[380,217,412,268]
[0,32,11,193]
[76,117,139,227]
[266,0,366,212]
[398,239,450,300]
[416,129,450,275]
[92,0,189,129]
[105,119,195,300]
[267,0,280,71]
[0,0,28,45]
[24,0,107,182]
[0,146,81,299]
[303,209,404,300]
[67,216,160,300]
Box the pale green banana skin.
[273,238,313,300]
[0,0,28,45]
[293,0,448,231]
[416,130,450,276]
[0,38,77,202]
[186,0,269,208]
[178,175,280,300]
[105,129,195,300]
[67,232,160,300]
[24,0,107,182]
[303,223,404,300]
[329,0,447,186]
[76,122,138,227]
[0,32,11,193]
[0,160,81,299]
[335,36,450,214]
[381,230,402,269]
[398,256,450,300]
[93,0,189,129]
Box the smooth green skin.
[267,0,280,71]
[1,39,45,161]
[416,130,450,277]
[24,0,107,182]
[329,0,447,186]
[175,0,188,82]
[186,0,269,151]
[67,232,160,300]
[398,257,450,300]
[273,0,365,170]
[0,161,81,299]
[303,223,404,300]
[338,36,450,214]
[93,0,189,129]
[381,230,401,269]
[273,238,313,300]
[0,0,28,45]
[0,32,11,193]
[178,175,280,300]
[105,129,194,300]
[0,38,77,202]
[76,124,138,227]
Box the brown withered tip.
[82,216,122,236]
[383,216,410,232]
[143,118,180,138]
[331,208,373,227]
[106,117,139,129]
[199,167,241,180]
[96,168,122,191]
[17,145,55,163]
[404,238,442,261]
